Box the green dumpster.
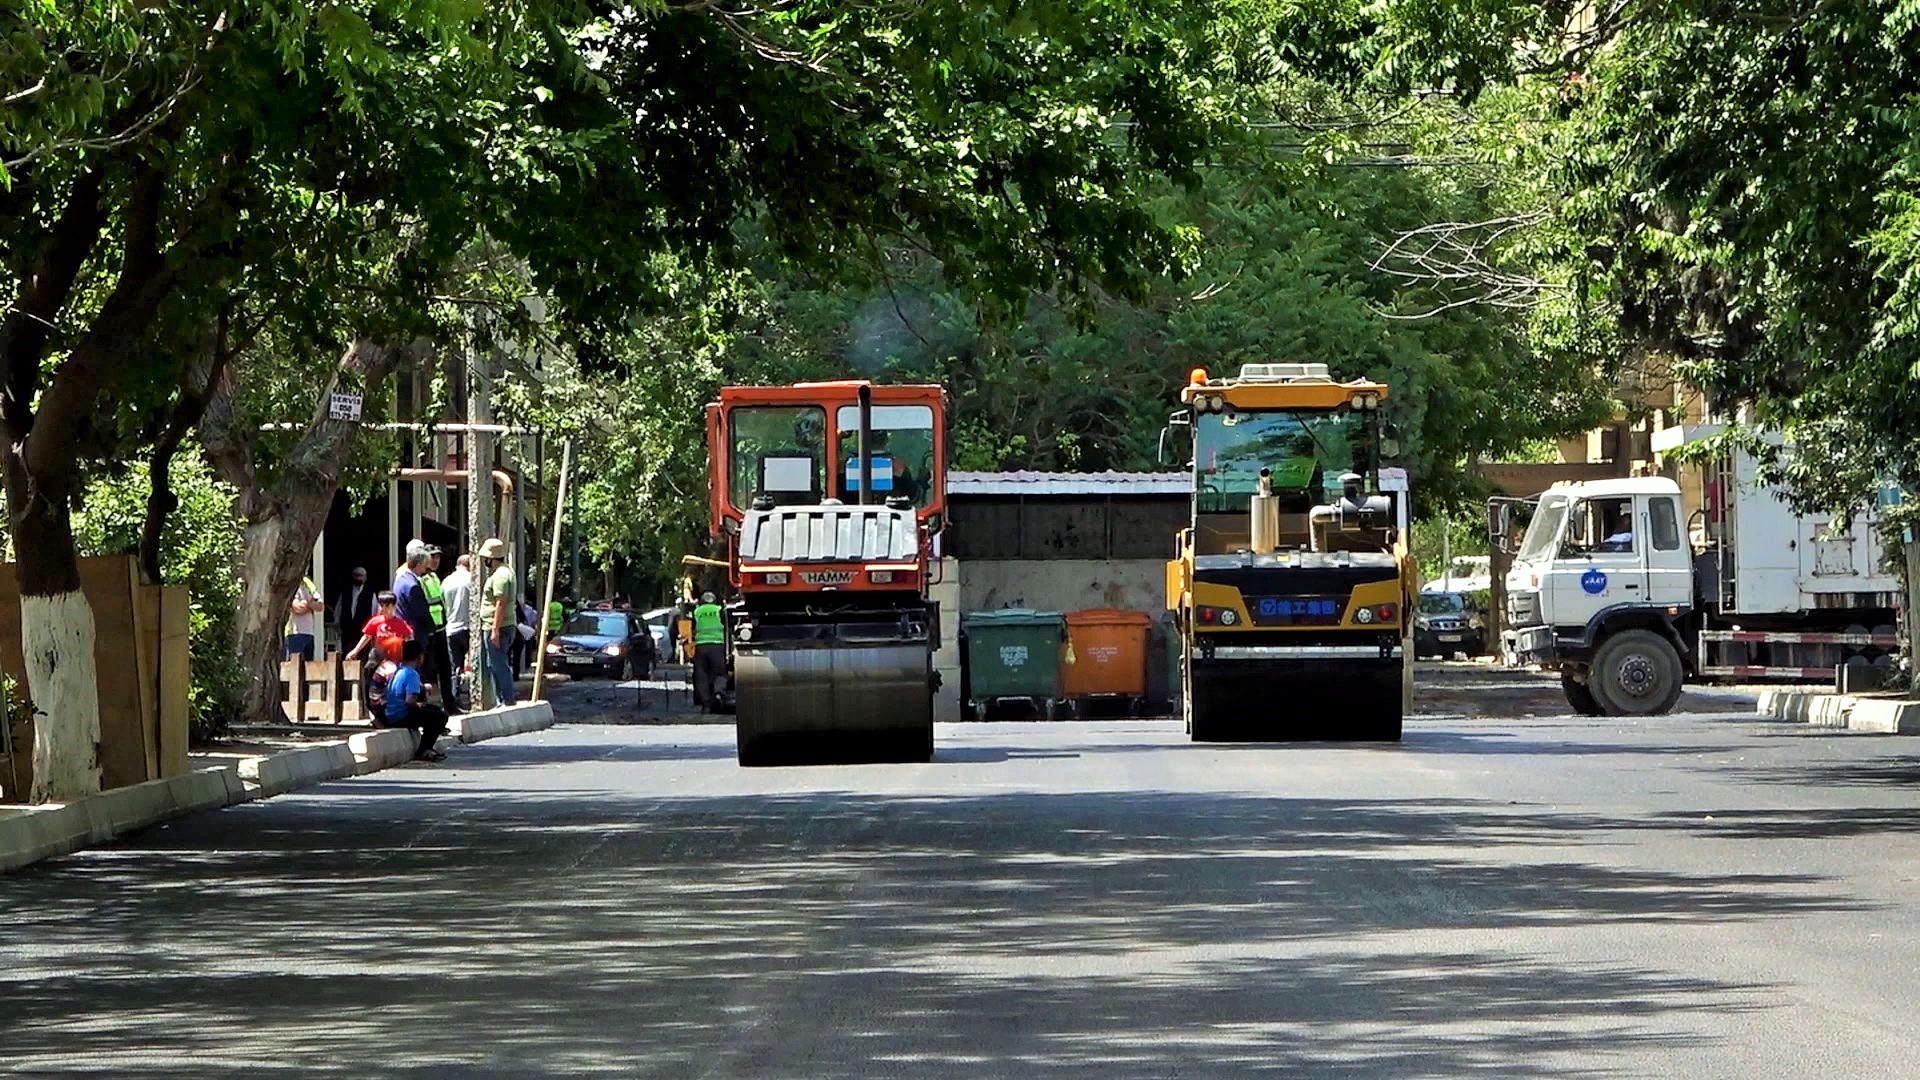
[961,609,1065,719]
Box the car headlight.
[602,643,623,656]
[544,642,562,654]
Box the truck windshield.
[1517,494,1569,562]
[1192,408,1372,513]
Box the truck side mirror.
[1486,502,1513,554]
[1158,412,1190,467]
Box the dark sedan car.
[544,610,655,680]
[1414,591,1485,660]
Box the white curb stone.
[348,728,419,774]
[238,742,357,797]
[0,766,252,873]
[450,700,555,744]
[1843,699,1920,735]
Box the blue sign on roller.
[1580,568,1608,595]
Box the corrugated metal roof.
[740,505,919,563]
[948,470,1192,496]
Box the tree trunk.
[204,340,407,722]
[233,503,333,724]
[3,461,101,802]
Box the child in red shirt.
[347,590,412,663]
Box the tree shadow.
[0,740,1849,1076]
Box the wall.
[959,558,1169,616]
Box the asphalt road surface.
[6,667,1920,1077]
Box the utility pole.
[569,462,581,604]
[467,349,496,709]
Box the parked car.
[1414,591,1485,659]
[544,609,655,679]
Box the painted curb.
[1844,699,1920,735]
[348,728,418,775]
[449,700,555,744]
[1758,689,1920,734]
[238,742,357,797]
[0,766,250,873]
[5,702,557,875]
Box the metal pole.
[856,383,873,506]
[569,458,581,603]
[533,438,574,701]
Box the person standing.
[285,575,321,660]
[334,567,373,653]
[393,540,439,691]
[420,546,459,713]
[442,554,473,703]
[690,591,727,709]
[476,537,518,706]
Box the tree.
[1449,4,1920,517]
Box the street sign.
[328,391,363,422]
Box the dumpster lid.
[1065,608,1154,627]
[963,607,1064,626]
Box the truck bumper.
[1502,625,1557,667]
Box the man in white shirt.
[285,576,320,660]
[441,553,474,696]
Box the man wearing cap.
[476,537,517,706]
[420,545,459,713]
[393,541,440,693]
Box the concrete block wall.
[958,558,1168,617]
[930,557,962,722]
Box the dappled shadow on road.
[0,739,1836,1077]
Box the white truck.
[1495,447,1899,716]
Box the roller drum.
[735,639,933,765]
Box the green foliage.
[70,450,244,740]
[1499,3,1920,517]
[1411,509,1489,588]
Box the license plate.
[565,655,598,666]
[1439,634,1463,642]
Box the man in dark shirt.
[392,540,438,655]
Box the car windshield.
[1516,494,1568,562]
[1192,408,1374,514]
[1418,593,1466,614]
[563,613,627,637]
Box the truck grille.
[1506,593,1539,627]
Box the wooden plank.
[157,584,190,777]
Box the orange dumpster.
[1061,608,1152,701]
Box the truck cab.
[1501,477,1694,716]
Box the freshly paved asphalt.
[6,667,1920,1076]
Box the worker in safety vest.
[547,597,565,635]
[420,546,459,713]
[690,591,727,710]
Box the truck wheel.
[1560,670,1602,716]
[1589,630,1684,717]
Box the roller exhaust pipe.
[857,383,873,506]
